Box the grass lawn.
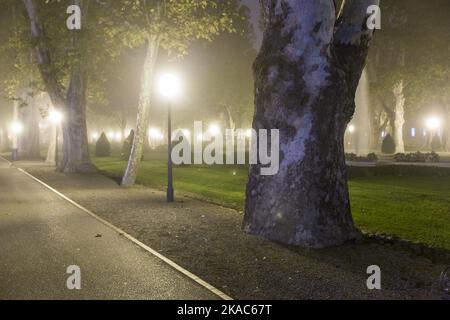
[93,153,449,251]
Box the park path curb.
[0,156,233,301]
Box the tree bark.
[121,39,159,187]
[22,0,95,173]
[22,0,66,109]
[244,0,378,248]
[393,80,405,153]
[58,68,95,173]
[0,127,10,152]
[18,92,41,159]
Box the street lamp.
[107,131,115,140]
[49,110,63,166]
[426,116,441,131]
[208,124,221,136]
[115,131,122,143]
[10,121,23,161]
[158,73,181,203]
[91,132,99,141]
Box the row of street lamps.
[347,116,443,135]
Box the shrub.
[381,134,396,154]
[121,130,134,160]
[428,151,440,163]
[367,153,378,162]
[345,153,358,161]
[394,153,406,162]
[347,165,450,179]
[95,132,111,157]
[394,151,440,163]
[408,152,426,163]
[345,153,378,162]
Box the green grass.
[93,153,450,250]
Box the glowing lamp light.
[107,131,114,140]
[158,73,181,99]
[426,117,441,130]
[149,128,163,140]
[92,132,99,140]
[348,125,356,133]
[11,122,23,135]
[49,110,63,124]
[182,129,191,137]
[115,132,122,142]
[208,124,221,136]
[245,129,253,138]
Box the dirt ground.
[15,162,450,300]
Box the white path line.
[0,157,232,300]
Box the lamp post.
[159,73,181,203]
[50,110,63,166]
[167,102,174,202]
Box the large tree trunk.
[393,80,405,153]
[22,0,66,110]
[11,100,20,151]
[58,69,95,173]
[18,92,41,159]
[121,39,159,187]
[23,0,94,173]
[0,128,8,152]
[244,0,378,248]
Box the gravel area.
[16,162,450,300]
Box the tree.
[402,0,450,151]
[367,0,409,153]
[243,0,378,248]
[0,0,43,159]
[368,0,450,152]
[119,0,240,187]
[18,0,125,172]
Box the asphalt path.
[0,158,221,300]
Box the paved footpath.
[0,158,220,300]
